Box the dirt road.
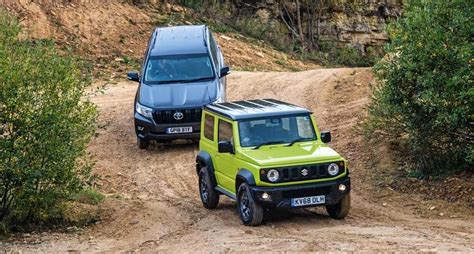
[3,69,473,253]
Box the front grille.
[261,161,345,183]
[282,186,331,198]
[153,108,202,124]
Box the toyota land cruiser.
[128,25,230,149]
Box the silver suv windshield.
[144,54,215,84]
[238,115,317,148]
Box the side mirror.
[218,140,234,154]
[321,131,331,143]
[127,71,140,82]
[220,66,230,77]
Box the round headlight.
[328,163,340,176]
[267,169,280,182]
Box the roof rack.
[204,99,311,120]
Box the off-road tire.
[199,167,219,209]
[326,193,351,219]
[137,137,149,149]
[237,183,264,226]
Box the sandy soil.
[2,69,473,253]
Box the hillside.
[1,0,317,72]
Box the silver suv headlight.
[136,102,153,119]
[214,95,224,103]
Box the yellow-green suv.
[195,99,350,226]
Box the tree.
[0,10,97,227]
[277,0,329,51]
[367,0,473,175]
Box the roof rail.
[203,25,208,47]
[150,28,159,51]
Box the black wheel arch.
[236,168,256,193]
[196,151,217,187]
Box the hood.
[139,80,218,109]
[239,143,343,167]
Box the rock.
[429,206,436,210]
[220,35,232,41]
[382,202,387,207]
[171,5,184,12]
[114,57,124,62]
[184,21,193,25]
[256,52,265,58]
[439,213,444,217]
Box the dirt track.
[3,69,474,253]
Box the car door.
[214,118,237,193]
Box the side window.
[218,120,233,143]
[204,114,215,141]
[296,116,314,138]
[209,32,219,67]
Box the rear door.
[214,118,237,193]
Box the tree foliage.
[367,0,473,175]
[0,10,97,228]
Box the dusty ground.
[2,69,473,253]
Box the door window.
[218,120,233,143]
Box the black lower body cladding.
[248,177,351,208]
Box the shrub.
[0,10,97,229]
[366,0,473,175]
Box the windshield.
[144,54,214,83]
[238,115,317,148]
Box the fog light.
[338,184,346,191]
[261,192,270,200]
[137,126,145,131]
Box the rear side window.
[204,114,215,141]
[209,32,219,67]
[218,120,233,142]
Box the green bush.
[366,0,473,175]
[303,42,379,67]
[0,11,97,229]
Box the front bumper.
[249,176,350,208]
[135,113,200,141]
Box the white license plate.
[166,127,193,134]
[291,195,325,207]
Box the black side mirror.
[220,66,230,77]
[127,71,140,82]
[218,140,234,154]
[321,131,331,143]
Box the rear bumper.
[249,176,351,208]
[135,113,200,141]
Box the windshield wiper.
[155,77,214,84]
[253,141,286,150]
[286,137,314,147]
[182,76,214,83]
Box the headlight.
[214,95,224,103]
[327,163,339,176]
[136,102,153,119]
[267,169,280,182]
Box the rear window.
[204,114,214,141]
